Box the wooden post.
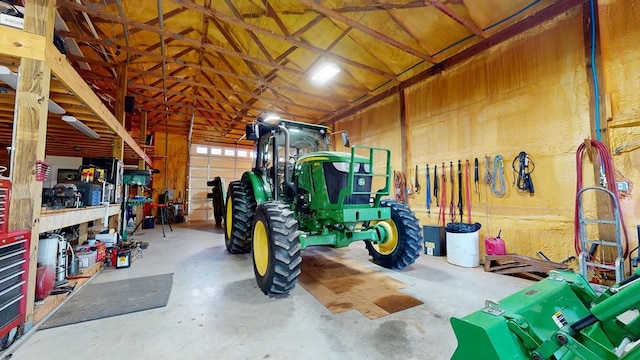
[138,111,148,170]
[399,89,408,204]
[112,62,127,161]
[8,0,55,328]
[136,111,148,224]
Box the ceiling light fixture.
[0,65,66,114]
[61,115,100,139]
[311,62,340,84]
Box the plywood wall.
[335,8,608,264]
[151,132,189,204]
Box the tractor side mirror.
[341,132,350,148]
[246,123,258,141]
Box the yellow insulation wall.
[334,4,640,265]
[600,0,640,261]
[152,132,189,204]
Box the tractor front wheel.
[252,202,301,296]
[224,181,256,254]
[365,199,422,269]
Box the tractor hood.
[297,151,368,164]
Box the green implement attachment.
[451,269,640,359]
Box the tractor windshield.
[254,121,329,175]
[288,125,329,159]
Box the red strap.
[465,159,472,223]
[438,172,447,226]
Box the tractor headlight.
[331,162,349,173]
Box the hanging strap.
[438,162,447,226]
[425,164,431,216]
[457,160,463,222]
[474,157,480,202]
[465,159,472,223]
[414,165,421,194]
[484,155,493,185]
[433,164,439,207]
[449,161,455,222]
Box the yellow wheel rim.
[373,220,398,255]
[253,221,269,276]
[225,198,233,239]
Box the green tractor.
[224,117,422,296]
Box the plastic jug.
[484,230,506,255]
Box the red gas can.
[484,230,506,255]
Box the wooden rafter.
[298,0,435,63]
[172,0,397,80]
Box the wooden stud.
[10,0,56,328]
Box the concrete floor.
[9,222,531,360]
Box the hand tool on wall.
[512,151,535,194]
[474,157,479,202]
[414,165,421,194]
[457,160,463,222]
[425,164,431,216]
[449,161,455,222]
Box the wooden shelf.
[40,204,120,233]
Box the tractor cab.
[245,117,340,202]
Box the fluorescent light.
[61,115,100,139]
[311,63,340,83]
[0,65,66,114]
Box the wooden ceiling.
[0,0,583,164]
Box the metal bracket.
[481,299,505,316]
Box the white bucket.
[37,236,59,268]
[446,231,479,267]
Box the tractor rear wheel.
[224,181,256,254]
[252,202,301,296]
[365,199,422,269]
[211,177,224,226]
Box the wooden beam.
[44,43,151,164]
[325,0,587,124]
[0,26,46,61]
[61,29,350,106]
[172,0,397,80]
[399,89,407,204]
[112,62,127,160]
[299,0,434,63]
[11,0,55,330]
[58,0,307,76]
[426,0,485,39]
[138,111,147,170]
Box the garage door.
[188,145,252,221]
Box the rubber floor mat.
[39,273,173,330]
[299,248,422,319]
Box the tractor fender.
[242,171,272,204]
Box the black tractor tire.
[365,199,422,269]
[211,177,224,226]
[224,181,256,254]
[251,202,301,296]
